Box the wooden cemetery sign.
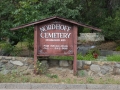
[11,16,101,75]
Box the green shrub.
[115,46,120,51]
[10,47,22,56]
[77,53,95,60]
[35,60,48,74]
[1,43,14,55]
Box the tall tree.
[0,0,120,41]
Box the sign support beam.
[73,25,78,75]
[34,25,38,74]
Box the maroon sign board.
[34,19,78,74]
[10,16,101,75]
[38,21,74,55]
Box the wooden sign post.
[34,20,78,75]
[10,16,101,75]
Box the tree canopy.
[0,0,120,41]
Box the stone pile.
[57,60,120,76]
[0,56,120,77]
[0,56,34,75]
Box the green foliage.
[35,60,48,74]
[10,46,22,56]
[0,0,120,42]
[107,55,120,62]
[0,42,22,56]
[83,28,91,33]
[1,43,14,55]
[0,0,19,40]
[77,53,95,60]
[46,74,58,78]
[115,46,120,51]
[26,39,34,51]
[101,8,120,40]
[87,77,94,83]
[50,52,95,61]
[77,70,85,77]
[51,56,73,60]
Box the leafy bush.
[10,47,22,56]
[77,53,95,60]
[34,60,48,74]
[115,46,120,51]
[1,43,14,56]
[0,42,22,56]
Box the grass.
[0,73,120,84]
[107,55,120,62]
[51,54,120,62]
[50,53,95,61]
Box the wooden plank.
[73,25,78,75]
[10,16,101,31]
[37,54,74,56]
[37,21,74,56]
[34,25,38,74]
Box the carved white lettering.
[40,33,71,38]
[40,24,71,32]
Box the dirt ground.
[29,67,120,84]
[79,41,118,50]
[96,41,118,50]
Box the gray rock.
[0,62,2,68]
[84,61,92,65]
[12,57,15,61]
[77,60,83,69]
[41,60,49,69]
[101,69,107,75]
[5,57,12,60]
[114,63,120,68]
[101,65,111,72]
[22,69,32,75]
[113,67,120,75]
[0,69,10,75]
[28,64,34,69]
[5,63,14,70]
[0,56,2,60]
[100,50,113,56]
[88,70,94,76]
[90,64,100,72]
[98,72,104,77]
[49,60,59,67]
[17,66,28,72]
[10,60,23,66]
[0,68,2,71]
[59,60,69,67]
[77,46,91,55]
[68,61,73,65]
[1,60,8,63]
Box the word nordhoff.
[40,24,71,32]
[40,23,72,39]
